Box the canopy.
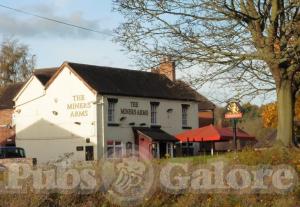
[175,124,255,142]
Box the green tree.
[114,0,300,146]
[0,38,35,87]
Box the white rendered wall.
[15,67,97,163]
[100,95,199,155]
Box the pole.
[187,137,189,156]
[233,119,237,152]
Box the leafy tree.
[241,102,260,118]
[0,38,35,87]
[114,0,300,146]
[262,96,300,128]
[261,102,278,128]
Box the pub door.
[85,146,94,161]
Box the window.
[108,102,115,122]
[166,143,173,157]
[126,142,133,156]
[107,140,123,158]
[181,142,194,156]
[182,104,189,127]
[108,98,118,123]
[115,141,122,157]
[150,102,159,125]
[152,142,159,158]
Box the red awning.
[175,124,255,142]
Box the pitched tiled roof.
[198,99,215,110]
[0,83,24,109]
[34,68,58,85]
[133,127,178,142]
[66,62,214,103]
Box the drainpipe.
[211,142,214,156]
[101,96,105,158]
[212,109,215,126]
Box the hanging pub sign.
[225,99,243,119]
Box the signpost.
[224,99,243,152]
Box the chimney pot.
[153,57,176,81]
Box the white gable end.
[14,75,45,106]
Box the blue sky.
[0,0,133,68]
[0,0,273,105]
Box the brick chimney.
[151,57,176,81]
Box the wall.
[15,67,97,163]
[0,109,14,146]
[100,95,199,156]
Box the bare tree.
[0,38,35,87]
[114,0,300,146]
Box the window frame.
[108,102,115,123]
[107,140,123,158]
[107,98,118,123]
[182,104,189,127]
[150,102,159,125]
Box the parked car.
[0,147,26,159]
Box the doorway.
[159,142,166,158]
[85,146,94,161]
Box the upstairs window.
[150,102,159,125]
[182,104,189,127]
[108,98,118,123]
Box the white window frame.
[182,106,188,127]
[166,142,173,157]
[152,142,160,158]
[107,141,123,158]
[151,104,158,125]
[108,101,116,123]
[125,141,134,156]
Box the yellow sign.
[225,101,242,119]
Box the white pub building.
[13,60,213,162]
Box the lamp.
[120,116,127,121]
[167,108,173,113]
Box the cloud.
[0,5,112,39]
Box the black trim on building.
[182,104,190,108]
[151,125,161,129]
[108,123,120,127]
[150,101,160,106]
[107,98,118,103]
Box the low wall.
[0,158,34,168]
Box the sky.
[0,0,133,68]
[0,0,273,105]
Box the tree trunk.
[277,78,293,146]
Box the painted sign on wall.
[67,95,91,117]
[120,101,149,116]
